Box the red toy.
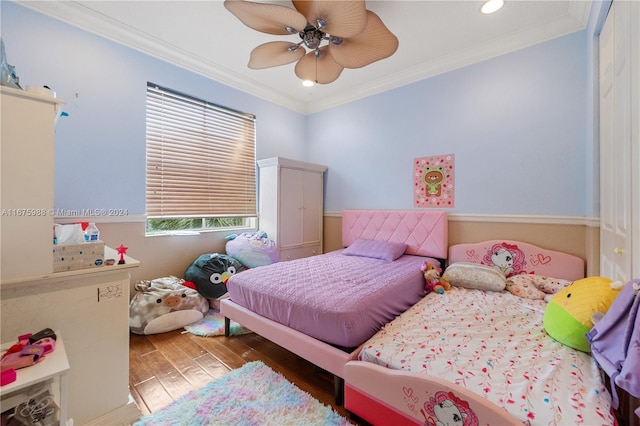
[116,244,128,264]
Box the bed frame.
[222,209,448,402]
[344,240,589,425]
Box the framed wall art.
[414,154,455,208]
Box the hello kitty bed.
[344,240,616,425]
[221,210,448,394]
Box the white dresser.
[258,157,327,261]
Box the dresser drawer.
[279,245,321,261]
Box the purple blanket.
[226,250,434,347]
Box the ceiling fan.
[223,0,399,85]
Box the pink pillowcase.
[342,239,408,261]
[505,274,572,301]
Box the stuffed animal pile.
[421,261,450,295]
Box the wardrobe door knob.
[614,247,624,255]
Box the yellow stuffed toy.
[543,276,623,352]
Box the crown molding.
[305,2,592,114]
[15,0,306,113]
[15,0,592,116]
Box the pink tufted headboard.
[341,210,448,259]
[448,240,585,281]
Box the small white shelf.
[1,331,70,425]
[1,246,140,288]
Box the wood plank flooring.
[129,329,367,424]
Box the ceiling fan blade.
[295,47,344,84]
[329,10,399,69]
[248,41,305,69]
[292,0,367,38]
[224,0,307,35]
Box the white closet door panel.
[279,167,303,248]
[302,171,323,245]
[600,5,616,279]
[612,0,632,282]
[600,1,633,282]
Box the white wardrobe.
[258,157,327,261]
[0,86,63,280]
[599,0,639,282]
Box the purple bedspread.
[226,250,433,347]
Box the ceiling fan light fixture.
[302,80,315,87]
[224,0,398,84]
[481,0,504,14]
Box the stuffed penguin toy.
[184,253,247,300]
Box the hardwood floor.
[129,329,367,423]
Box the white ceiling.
[17,0,592,114]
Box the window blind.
[146,83,257,218]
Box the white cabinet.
[0,86,64,281]
[258,157,327,261]
[1,248,141,425]
[599,1,639,281]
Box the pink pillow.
[342,239,408,261]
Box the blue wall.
[1,2,306,214]
[307,31,591,216]
[2,2,596,218]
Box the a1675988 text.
[1,208,129,217]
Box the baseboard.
[82,395,141,426]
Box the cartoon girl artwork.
[482,242,526,277]
[421,391,479,426]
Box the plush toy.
[225,231,278,268]
[184,253,247,300]
[543,276,624,352]
[421,261,450,294]
[129,276,209,335]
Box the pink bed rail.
[220,298,357,379]
[344,361,522,425]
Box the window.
[146,83,257,234]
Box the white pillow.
[442,262,507,291]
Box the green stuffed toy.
[543,276,623,352]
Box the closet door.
[599,1,635,282]
[279,166,304,248]
[301,169,324,248]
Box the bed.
[345,240,617,425]
[221,209,448,398]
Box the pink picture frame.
[414,154,455,208]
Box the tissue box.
[53,240,105,272]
